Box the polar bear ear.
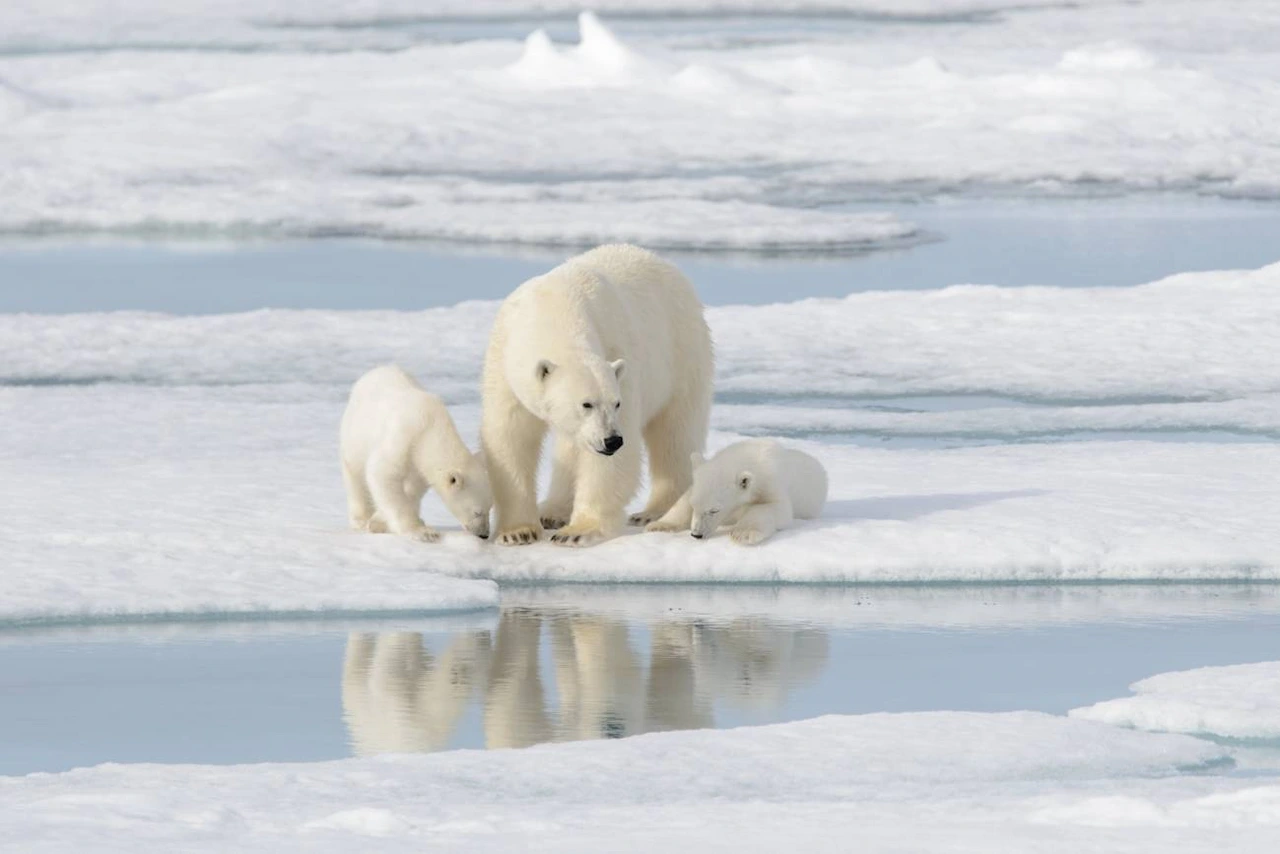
[536,360,556,383]
[737,471,753,491]
[690,451,705,469]
[610,359,626,380]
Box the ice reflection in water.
[342,608,828,755]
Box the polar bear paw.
[410,526,441,543]
[539,514,569,531]
[497,525,542,546]
[730,525,768,546]
[645,519,685,534]
[365,515,389,534]
[549,522,610,548]
[627,512,657,527]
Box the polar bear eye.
[582,402,593,410]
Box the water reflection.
[342,608,829,756]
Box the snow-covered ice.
[3,4,1280,247]
[3,262,1280,620]
[5,261,1279,403]
[1072,661,1280,741]
[3,708,1261,853]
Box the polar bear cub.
[340,365,492,542]
[647,439,827,545]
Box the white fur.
[340,364,492,541]
[481,244,714,547]
[647,439,828,545]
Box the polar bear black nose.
[602,435,624,455]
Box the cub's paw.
[549,524,610,548]
[410,526,441,544]
[627,512,656,528]
[730,526,768,546]
[497,525,542,546]
[644,519,685,534]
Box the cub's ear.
[737,471,753,491]
[536,360,556,382]
[610,358,626,380]
[690,451,705,469]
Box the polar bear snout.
[599,434,625,456]
[466,512,491,539]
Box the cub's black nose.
[602,434,624,455]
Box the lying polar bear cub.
[340,365,492,542]
[647,439,828,545]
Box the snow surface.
[1,709,1257,853]
[1072,662,1280,740]
[5,261,1279,403]
[3,262,1280,619]
[3,4,1280,247]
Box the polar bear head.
[436,450,493,538]
[534,356,627,455]
[687,450,758,539]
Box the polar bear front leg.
[549,441,639,547]
[538,435,577,531]
[367,456,439,543]
[729,499,793,546]
[645,491,692,533]
[482,391,546,546]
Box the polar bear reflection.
[342,612,828,755]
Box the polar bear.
[340,364,492,541]
[481,244,714,547]
[342,631,491,755]
[647,439,828,545]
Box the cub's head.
[436,450,493,539]
[533,357,626,456]
[688,450,757,539]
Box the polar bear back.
[340,364,458,469]
[779,446,829,519]
[497,244,710,421]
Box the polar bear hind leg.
[342,461,376,531]
[482,381,547,545]
[629,386,711,527]
[538,435,577,531]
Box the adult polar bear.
[481,244,713,547]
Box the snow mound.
[508,14,662,88]
[1059,42,1159,73]
[1072,661,1280,740]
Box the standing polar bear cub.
[647,439,828,545]
[341,365,492,542]
[482,244,714,547]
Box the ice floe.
[1,708,1264,852]
[1073,661,1280,740]
[3,5,1280,247]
